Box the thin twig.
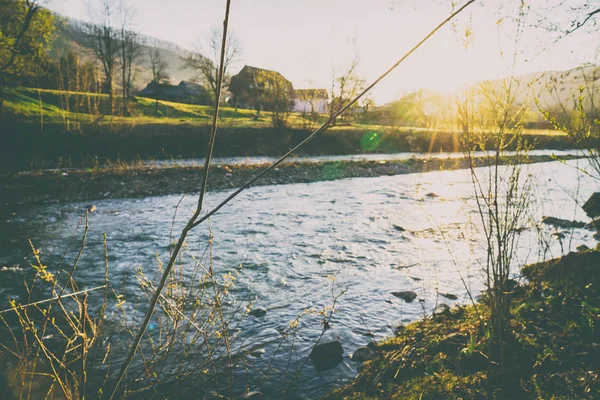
[107,2,233,398]
[0,285,106,315]
[107,2,475,397]
[190,0,476,228]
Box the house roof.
[139,81,207,97]
[234,65,292,85]
[179,80,206,96]
[139,82,185,97]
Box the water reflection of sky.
[1,159,598,398]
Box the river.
[0,157,598,399]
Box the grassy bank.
[1,87,578,171]
[324,249,600,399]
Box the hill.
[379,65,600,128]
[51,17,198,92]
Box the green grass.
[324,249,600,399]
[3,87,314,129]
[4,87,565,136]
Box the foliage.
[0,0,56,117]
[229,66,294,127]
[458,73,534,395]
[379,90,438,128]
[536,65,600,177]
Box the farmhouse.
[229,65,294,112]
[138,80,210,104]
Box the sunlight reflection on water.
[0,158,598,398]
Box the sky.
[47,0,599,105]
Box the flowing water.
[1,158,598,398]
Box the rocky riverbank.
[324,249,600,399]
[1,155,577,210]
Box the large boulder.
[391,291,417,303]
[309,340,343,371]
[248,307,267,317]
[583,193,600,218]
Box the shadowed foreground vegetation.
[324,249,600,400]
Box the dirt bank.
[1,155,574,211]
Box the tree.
[229,66,294,126]
[329,57,366,125]
[85,0,120,114]
[537,64,600,176]
[264,74,295,128]
[148,48,169,115]
[184,27,242,103]
[118,1,142,115]
[0,0,56,119]
[533,0,600,37]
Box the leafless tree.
[329,57,366,125]
[185,27,242,103]
[118,1,143,115]
[148,48,169,115]
[530,0,600,40]
[85,0,120,114]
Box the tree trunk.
[0,84,5,124]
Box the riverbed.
[0,158,598,399]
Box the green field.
[4,87,566,135]
[0,87,574,171]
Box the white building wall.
[293,98,328,114]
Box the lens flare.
[360,132,381,151]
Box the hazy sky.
[48,0,598,104]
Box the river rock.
[577,244,590,252]
[391,291,417,303]
[242,391,262,399]
[351,346,373,362]
[542,216,585,229]
[248,307,267,317]
[433,303,450,315]
[552,231,566,240]
[439,293,458,300]
[393,224,406,232]
[584,218,600,231]
[309,340,343,371]
[249,348,265,357]
[585,218,600,230]
[425,192,439,198]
